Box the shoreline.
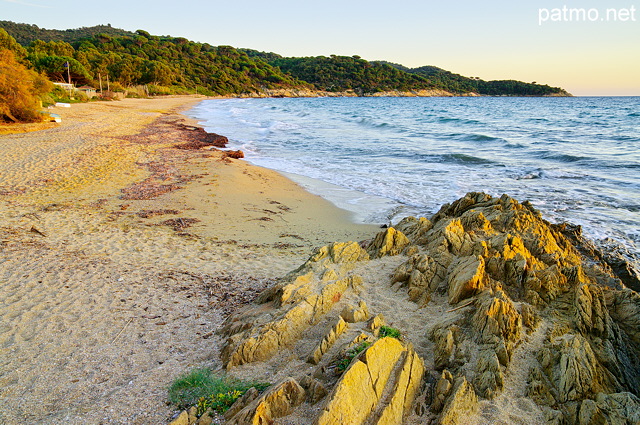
[0,96,378,424]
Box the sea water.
[188,96,640,261]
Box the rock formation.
[171,192,640,425]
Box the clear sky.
[2,0,639,95]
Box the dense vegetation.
[0,21,133,45]
[0,21,570,122]
[247,52,437,93]
[0,30,52,122]
[380,63,568,96]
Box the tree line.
[0,21,569,123]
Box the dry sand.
[0,97,378,424]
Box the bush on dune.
[0,48,52,123]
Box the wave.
[536,151,592,163]
[441,153,497,165]
[353,116,393,129]
[437,116,481,125]
[460,133,508,144]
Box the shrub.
[379,326,402,339]
[0,49,52,122]
[168,368,269,414]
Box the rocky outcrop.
[219,242,368,368]
[170,193,639,425]
[225,378,306,425]
[368,227,410,258]
[439,377,478,425]
[315,337,424,425]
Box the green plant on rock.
[335,341,371,373]
[196,389,243,416]
[168,367,269,413]
[379,326,402,339]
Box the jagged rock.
[539,334,604,403]
[168,411,190,425]
[543,407,565,425]
[471,290,522,360]
[223,387,260,420]
[368,227,411,258]
[473,349,503,399]
[221,274,363,368]
[340,300,370,323]
[308,317,348,364]
[521,303,541,330]
[439,376,478,425]
[430,326,459,370]
[367,314,386,336]
[210,192,640,425]
[431,370,454,413]
[309,241,370,266]
[225,378,306,425]
[299,376,328,404]
[447,255,487,304]
[574,284,612,337]
[392,254,445,305]
[606,288,640,346]
[395,216,433,245]
[577,392,640,425]
[527,367,557,406]
[315,337,424,425]
[600,245,640,292]
[195,409,213,425]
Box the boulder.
[439,376,478,425]
[340,300,370,323]
[308,317,348,365]
[447,255,487,305]
[315,337,424,425]
[539,334,603,403]
[577,392,640,425]
[225,378,306,425]
[368,227,411,258]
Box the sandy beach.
[0,97,378,424]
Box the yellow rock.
[226,378,306,425]
[308,317,348,364]
[340,300,370,323]
[368,227,410,258]
[439,377,478,425]
[447,255,486,304]
[168,411,190,425]
[315,338,424,425]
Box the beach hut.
[77,86,97,98]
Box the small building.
[77,86,97,98]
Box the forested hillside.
[0,21,133,45]
[246,52,437,93]
[379,62,568,96]
[0,21,570,100]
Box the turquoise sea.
[188,97,640,264]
